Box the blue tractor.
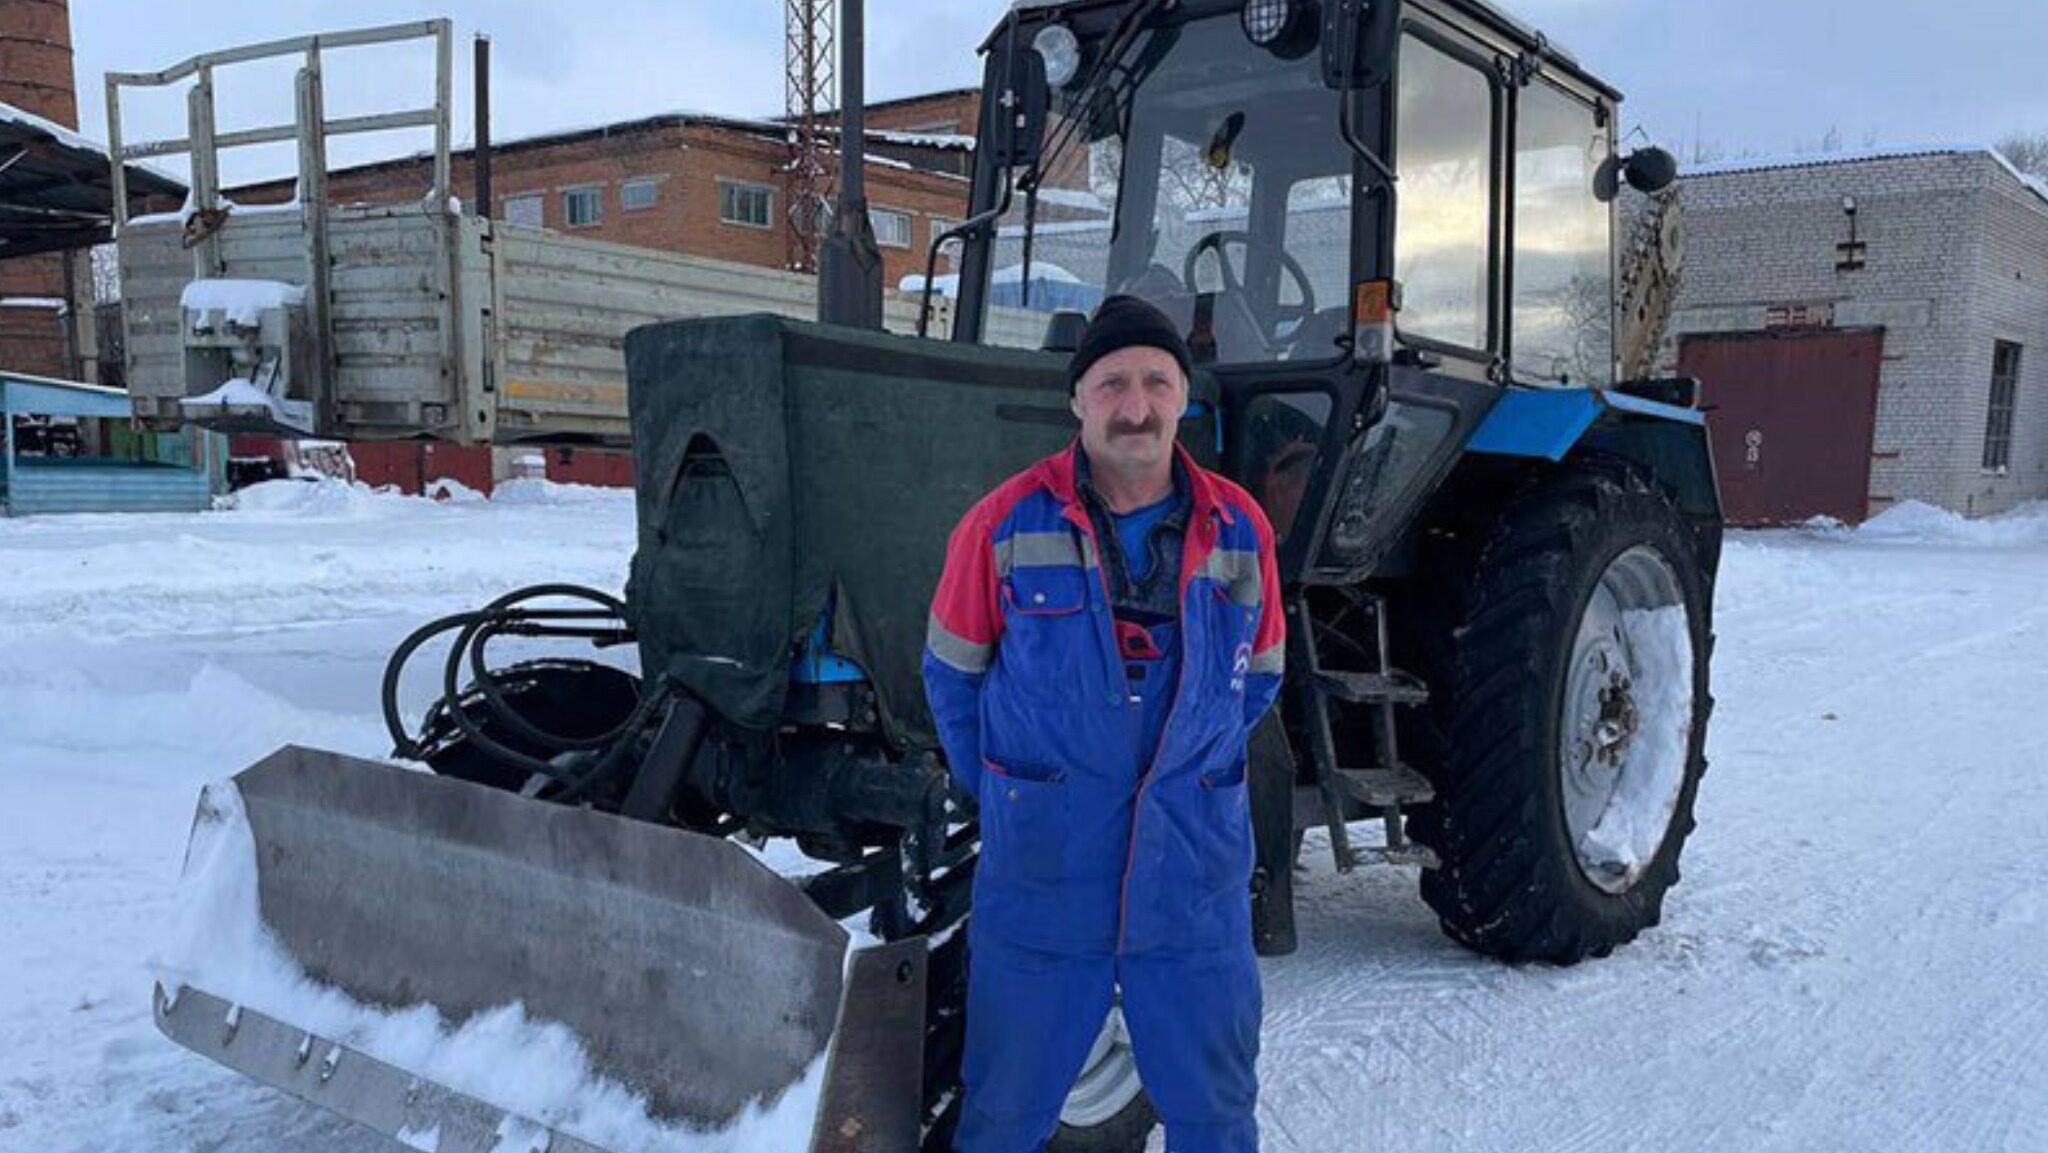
[155,2,1718,1151]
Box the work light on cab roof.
[1240,0,1310,47]
[1032,22,1082,87]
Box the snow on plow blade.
[153,746,926,1152]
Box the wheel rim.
[1059,1007,1142,1128]
[1558,544,1695,895]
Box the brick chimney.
[1,0,84,379]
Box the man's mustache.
[1107,415,1164,438]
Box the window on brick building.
[621,178,659,211]
[720,181,774,228]
[873,208,911,248]
[563,186,603,228]
[504,193,543,228]
[1984,340,2021,472]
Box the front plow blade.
[154,746,925,1152]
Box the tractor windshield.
[982,10,1354,366]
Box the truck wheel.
[1049,1009,1156,1153]
[1407,465,1713,963]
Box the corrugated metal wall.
[2,462,212,515]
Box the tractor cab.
[982,4,1363,367]
[944,0,1678,574]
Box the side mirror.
[1594,146,1680,202]
[1322,0,1403,89]
[1624,147,1679,194]
[985,29,1050,170]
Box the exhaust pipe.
[816,0,884,330]
[473,34,492,219]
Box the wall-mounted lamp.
[1837,193,1866,271]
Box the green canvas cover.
[622,315,1219,750]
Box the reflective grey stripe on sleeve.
[1200,546,1263,606]
[1249,643,1285,675]
[925,613,993,674]
[992,530,1088,576]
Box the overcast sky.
[63,0,2048,187]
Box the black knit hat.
[1067,295,1192,394]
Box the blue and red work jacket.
[922,442,1285,955]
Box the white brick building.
[1665,148,2048,520]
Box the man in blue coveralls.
[923,295,1286,1153]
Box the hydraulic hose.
[380,583,655,788]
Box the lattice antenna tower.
[784,0,836,272]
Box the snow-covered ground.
[3,485,2045,1152]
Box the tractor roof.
[1000,0,1621,103]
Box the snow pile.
[489,477,631,506]
[151,782,833,1153]
[225,477,425,519]
[1579,605,1695,884]
[180,279,307,328]
[1846,500,2048,547]
[424,476,487,503]
[221,476,632,516]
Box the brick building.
[0,0,82,378]
[230,90,981,293]
[1667,148,2048,522]
[859,87,978,137]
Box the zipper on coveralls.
[1060,504,1132,701]
[1112,506,1219,954]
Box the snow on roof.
[0,97,186,191]
[0,98,107,160]
[1686,143,2048,208]
[862,128,975,151]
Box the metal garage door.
[1678,329,1884,525]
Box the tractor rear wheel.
[1405,464,1714,963]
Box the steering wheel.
[1181,230,1318,348]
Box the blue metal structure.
[1,372,222,516]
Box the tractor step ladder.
[1296,597,1439,871]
